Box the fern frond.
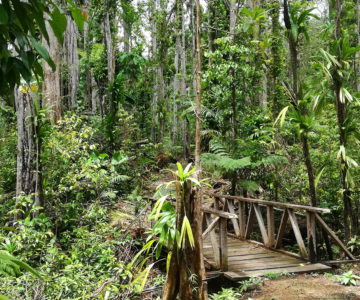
[201,153,251,172]
[209,139,228,156]
[0,251,43,280]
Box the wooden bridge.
[201,192,356,280]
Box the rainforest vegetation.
[0,0,360,299]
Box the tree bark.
[173,0,181,144]
[14,87,43,218]
[63,15,79,109]
[104,0,115,83]
[42,16,61,124]
[230,0,238,140]
[151,0,159,142]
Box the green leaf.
[66,0,85,33]
[166,251,172,272]
[273,106,289,128]
[315,167,325,190]
[0,294,10,300]
[49,7,67,45]
[29,36,55,71]
[0,5,8,24]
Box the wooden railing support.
[315,213,356,260]
[275,209,289,249]
[238,201,246,238]
[288,209,308,259]
[245,204,255,239]
[267,205,275,247]
[219,218,228,271]
[306,211,317,263]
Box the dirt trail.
[245,273,360,300]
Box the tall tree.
[63,15,79,109]
[14,87,43,218]
[42,17,61,123]
[331,0,353,240]
[283,0,317,207]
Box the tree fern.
[209,139,228,156]
[201,153,251,172]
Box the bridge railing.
[202,192,355,269]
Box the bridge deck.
[203,235,331,281]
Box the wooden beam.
[239,201,246,238]
[275,209,289,249]
[306,211,317,263]
[245,204,255,239]
[314,213,356,260]
[219,218,228,271]
[202,207,238,219]
[206,192,331,214]
[205,214,220,267]
[227,199,240,236]
[267,205,275,248]
[253,204,269,245]
[202,216,220,239]
[288,209,308,259]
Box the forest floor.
[243,270,360,300]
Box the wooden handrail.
[206,192,331,214]
[202,207,238,219]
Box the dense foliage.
[0,0,360,299]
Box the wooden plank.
[245,204,255,239]
[224,271,250,281]
[206,192,331,213]
[202,216,220,239]
[267,205,275,247]
[238,201,246,238]
[288,209,308,259]
[244,263,331,277]
[227,199,240,236]
[306,211,317,263]
[202,207,238,219]
[219,218,228,271]
[205,214,220,267]
[275,209,289,249]
[253,204,269,245]
[315,213,356,260]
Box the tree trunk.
[283,0,317,208]
[332,0,353,240]
[14,87,43,218]
[173,0,181,144]
[122,0,130,52]
[356,0,360,92]
[162,181,207,300]
[42,16,61,124]
[84,0,92,111]
[63,15,79,109]
[104,0,115,84]
[180,1,188,159]
[151,0,159,142]
[230,0,238,140]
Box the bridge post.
[306,211,317,263]
[219,218,228,271]
[267,206,275,248]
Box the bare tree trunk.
[180,1,189,159]
[14,87,43,218]
[63,15,79,109]
[83,3,92,111]
[42,16,61,123]
[173,0,181,144]
[151,0,159,142]
[104,0,115,83]
[230,0,238,140]
[122,0,130,52]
